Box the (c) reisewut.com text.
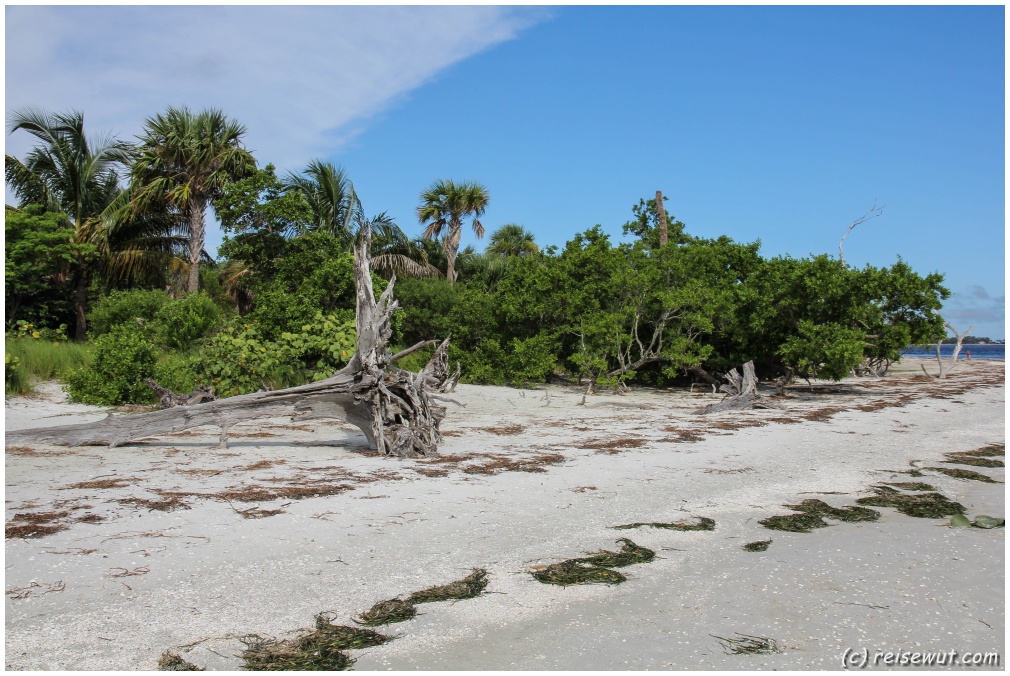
[842,647,1001,669]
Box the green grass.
[5,336,94,396]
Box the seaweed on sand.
[354,598,416,627]
[925,467,999,483]
[965,443,1005,457]
[575,538,655,568]
[532,560,628,586]
[241,614,391,670]
[760,499,879,533]
[783,499,880,523]
[157,651,203,671]
[759,512,829,533]
[407,569,489,604]
[856,488,966,518]
[532,538,655,586]
[882,482,937,492]
[613,517,715,531]
[5,522,70,539]
[941,453,1004,468]
[712,633,780,655]
[743,540,772,552]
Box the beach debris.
[613,517,715,531]
[949,514,973,528]
[118,496,190,512]
[882,482,937,491]
[157,651,203,671]
[531,538,654,586]
[355,568,492,626]
[856,488,965,518]
[697,362,782,414]
[925,467,999,483]
[5,509,73,539]
[407,568,488,604]
[578,538,655,567]
[969,443,1004,457]
[532,560,628,586]
[971,515,1004,529]
[145,380,216,409]
[712,633,780,655]
[743,540,772,552]
[941,452,1004,468]
[241,614,390,671]
[760,499,879,533]
[5,579,66,599]
[354,598,417,626]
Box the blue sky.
[5,5,1005,339]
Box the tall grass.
[4,337,94,396]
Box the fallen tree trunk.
[7,223,457,457]
[697,361,782,414]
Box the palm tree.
[132,106,256,294]
[367,215,441,279]
[283,159,362,245]
[5,107,133,339]
[417,179,490,285]
[487,223,538,258]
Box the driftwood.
[7,223,458,458]
[921,323,972,380]
[144,379,216,408]
[697,361,781,414]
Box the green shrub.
[454,339,507,386]
[153,292,222,349]
[88,289,170,336]
[192,313,356,397]
[65,330,157,405]
[504,334,557,385]
[152,352,198,395]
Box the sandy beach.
[4,359,1005,670]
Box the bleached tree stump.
[697,361,781,414]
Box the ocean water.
[901,343,1004,360]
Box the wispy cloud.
[943,286,1005,326]
[5,6,546,170]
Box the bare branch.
[839,202,884,265]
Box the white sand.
[4,360,1005,670]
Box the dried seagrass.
[354,598,417,626]
[407,569,489,604]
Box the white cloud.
[943,287,1005,326]
[5,6,546,170]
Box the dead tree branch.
[920,323,972,380]
[839,202,884,266]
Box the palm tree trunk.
[73,263,90,341]
[187,197,207,294]
[656,190,668,247]
[444,225,462,286]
